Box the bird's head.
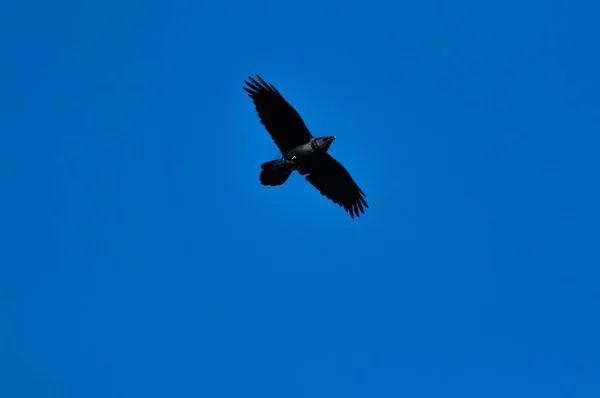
[313,136,336,151]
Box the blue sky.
[1,0,599,396]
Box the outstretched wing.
[243,75,313,154]
[301,154,369,219]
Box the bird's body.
[275,140,316,167]
[243,75,368,218]
[272,137,332,167]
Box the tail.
[260,160,292,186]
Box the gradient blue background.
[1,0,599,396]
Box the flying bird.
[243,74,368,218]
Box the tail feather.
[260,160,292,186]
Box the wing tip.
[243,74,277,95]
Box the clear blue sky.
[1,0,599,396]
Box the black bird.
[243,75,369,219]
